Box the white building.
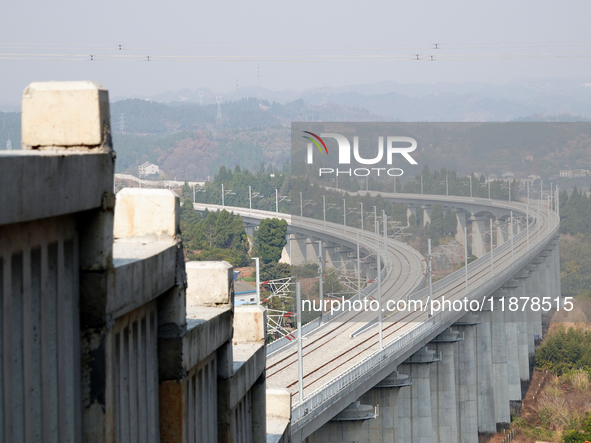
[138,161,161,176]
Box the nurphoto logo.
[303,130,418,178]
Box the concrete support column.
[453,316,479,443]
[325,245,339,270]
[307,402,375,443]
[470,217,487,258]
[252,373,267,443]
[456,210,467,243]
[476,310,496,434]
[528,264,543,342]
[522,270,536,356]
[490,295,511,431]
[289,234,307,266]
[399,347,439,443]
[514,272,531,382]
[543,253,554,307]
[306,238,317,262]
[503,283,522,403]
[555,241,562,298]
[430,329,460,443]
[422,207,431,228]
[496,219,508,246]
[359,371,411,443]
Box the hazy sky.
[1,1,590,106]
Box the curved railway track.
[195,196,558,413]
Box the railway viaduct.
[196,184,561,443]
[0,81,561,443]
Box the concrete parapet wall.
[0,81,276,443]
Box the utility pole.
[446,175,449,196]
[464,226,469,295]
[275,189,278,215]
[317,241,323,323]
[488,175,491,200]
[469,175,472,198]
[421,175,423,194]
[252,257,260,305]
[296,281,304,404]
[428,239,433,317]
[257,66,261,103]
[300,192,303,221]
[382,211,387,256]
[356,232,361,300]
[249,186,252,213]
[119,113,125,134]
[343,199,346,234]
[222,183,225,207]
[510,211,514,264]
[360,202,364,238]
[216,96,222,120]
[322,196,326,228]
[490,218,494,277]
[526,203,530,251]
[376,220,383,350]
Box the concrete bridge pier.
[523,267,537,355]
[325,244,340,270]
[470,217,488,258]
[422,206,431,228]
[526,264,543,344]
[397,347,440,443]
[306,238,318,262]
[289,233,308,265]
[490,293,511,431]
[554,240,562,298]
[453,315,479,443]
[306,402,375,443]
[502,281,522,405]
[456,210,467,244]
[476,310,497,435]
[495,219,508,246]
[430,329,461,443]
[514,271,532,382]
[359,370,412,443]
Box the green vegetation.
[180,199,250,266]
[535,325,591,375]
[255,218,288,264]
[400,166,519,201]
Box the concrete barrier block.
[114,188,179,240]
[186,261,234,307]
[22,81,111,150]
[233,305,266,343]
[266,389,292,420]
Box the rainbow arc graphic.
[302,131,328,155]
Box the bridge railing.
[291,201,559,427]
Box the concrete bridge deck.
[196,192,559,443]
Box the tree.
[443,209,458,237]
[256,218,288,264]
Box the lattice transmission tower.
[216,96,222,120]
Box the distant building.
[139,161,161,176]
[502,172,515,180]
[559,169,590,178]
[528,174,540,181]
[573,169,590,178]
